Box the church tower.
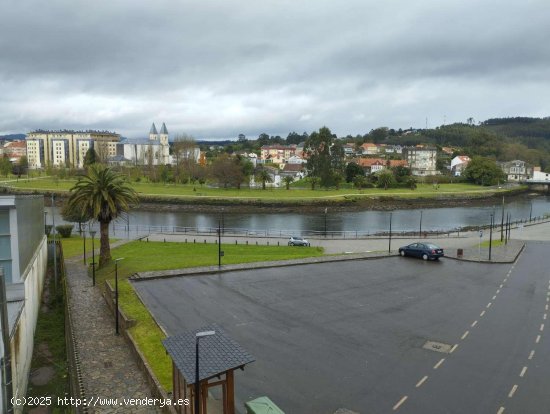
[159,123,169,145]
[149,123,158,141]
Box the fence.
[92,214,550,240]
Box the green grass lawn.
[59,235,118,259]
[92,240,323,391]
[5,177,512,201]
[480,239,505,248]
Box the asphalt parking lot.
[133,242,550,413]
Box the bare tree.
[173,134,198,183]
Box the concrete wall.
[10,236,48,407]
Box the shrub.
[55,224,74,238]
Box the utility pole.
[489,214,493,261]
[388,212,392,254]
[419,210,423,237]
[500,196,505,242]
[218,219,222,268]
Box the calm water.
[47,195,550,235]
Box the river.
[46,195,550,237]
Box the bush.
[45,225,53,236]
[55,224,74,238]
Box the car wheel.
[422,253,429,261]
[400,250,405,257]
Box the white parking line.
[497,407,505,414]
[508,384,518,398]
[536,335,541,344]
[433,358,445,369]
[541,324,545,332]
[487,302,493,308]
[492,295,497,300]
[480,310,486,317]
[544,314,547,320]
[471,320,478,328]
[393,396,408,411]
[416,375,428,388]
[450,344,459,353]
[461,331,470,340]
[500,284,504,288]
[519,366,527,377]
[528,350,535,360]
[496,289,500,294]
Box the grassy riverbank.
[2,176,523,207]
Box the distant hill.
[481,117,550,140]
[0,133,25,141]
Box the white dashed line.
[487,302,493,308]
[541,324,545,332]
[508,384,518,398]
[497,407,505,414]
[492,295,497,300]
[450,344,459,353]
[480,310,486,317]
[393,396,408,411]
[546,304,549,311]
[544,314,547,320]
[471,320,478,328]
[433,358,445,369]
[519,366,527,377]
[500,284,504,288]
[496,289,500,294]
[528,350,535,360]
[416,375,428,388]
[461,331,470,340]
[536,335,541,344]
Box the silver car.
[288,236,310,246]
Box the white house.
[0,196,48,412]
[450,155,471,176]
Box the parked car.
[399,242,444,260]
[288,236,310,246]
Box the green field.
[88,240,323,390]
[3,176,511,201]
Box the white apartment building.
[403,147,439,176]
[26,130,120,169]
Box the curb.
[445,243,525,264]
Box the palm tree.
[283,175,294,190]
[68,164,139,266]
[255,168,273,190]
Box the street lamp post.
[218,219,222,268]
[529,202,533,222]
[114,258,124,335]
[82,222,87,265]
[90,230,97,286]
[419,210,423,238]
[500,196,505,242]
[388,212,392,254]
[489,214,493,261]
[324,208,328,238]
[195,330,215,414]
[44,212,48,235]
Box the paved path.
[65,256,162,413]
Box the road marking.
[471,320,478,328]
[497,407,505,414]
[508,384,518,398]
[461,331,470,340]
[540,324,545,332]
[547,297,549,302]
[496,289,500,294]
[492,295,497,300]
[433,358,445,369]
[416,375,428,388]
[536,335,541,344]
[544,314,547,320]
[528,350,535,360]
[546,304,549,311]
[393,396,408,410]
[499,284,503,288]
[480,310,486,317]
[450,344,459,353]
[487,302,492,308]
[519,366,527,377]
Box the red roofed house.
[450,155,471,176]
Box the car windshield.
[425,244,440,249]
[293,236,303,240]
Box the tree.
[255,168,273,190]
[283,175,294,190]
[407,176,417,190]
[61,198,93,234]
[463,157,506,186]
[304,126,340,187]
[67,164,139,266]
[0,156,11,177]
[377,169,395,190]
[345,162,364,182]
[353,175,367,189]
[173,134,198,184]
[83,148,98,167]
[392,166,412,183]
[210,154,244,188]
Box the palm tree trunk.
[99,220,112,266]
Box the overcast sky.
[1,0,549,140]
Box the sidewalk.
[65,256,162,413]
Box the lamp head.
[196,330,215,339]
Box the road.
[133,241,550,413]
